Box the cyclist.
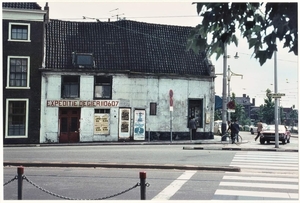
[230,119,240,144]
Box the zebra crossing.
[213,151,299,200]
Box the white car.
[214,120,228,135]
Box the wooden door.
[59,108,80,143]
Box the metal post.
[274,44,279,148]
[221,43,228,135]
[139,171,146,200]
[170,111,172,143]
[17,166,24,200]
[148,129,150,142]
[228,66,231,121]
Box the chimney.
[252,98,255,106]
[243,94,246,97]
[44,2,49,23]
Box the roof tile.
[45,20,211,76]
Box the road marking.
[223,175,298,182]
[220,181,298,189]
[151,170,196,200]
[230,164,298,170]
[215,189,298,199]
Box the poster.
[133,109,146,140]
[118,108,131,139]
[94,113,109,134]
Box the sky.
[37,1,299,109]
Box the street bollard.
[139,171,146,200]
[17,166,24,200]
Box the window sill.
[8,39,31,42]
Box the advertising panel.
[133,109,146,140]
[118,108,131,139]
[94,113,110,134]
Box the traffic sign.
[268,93,285,98]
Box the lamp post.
[227,64,243,121]
[221,44,228,136]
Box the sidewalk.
[3,134,298,152]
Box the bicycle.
[221,132,242,145]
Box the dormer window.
[72,52,94,68]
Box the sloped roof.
[45,20,211,76]
[2,2,41,10]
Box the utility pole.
[274,42,279,148]
[227,65,243,121]
[221,43,228,136]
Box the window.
[72,52,94,68]
[61,76,80,98]
[7,56,30,88]
[94,76,112,99]
[9,23,30,42]
[150,102,157,115]
[5,99,28,138]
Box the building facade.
[2,2,47,144]
[40,20,216,143]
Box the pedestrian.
[189,118,197,140]
[230,119,240,144]
[255,120,263,141]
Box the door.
[59,108,80,143]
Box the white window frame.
[5,99,29,138]
[8,22,31,42]
[6,56,30,89]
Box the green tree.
[230,92,249,125]
[187,3,298,65]
[261,89,275,123]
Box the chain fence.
[4,174,150,200]
[3,175,18,186]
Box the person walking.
[189,118,197,140]
[255,120,263,141]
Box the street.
[3,139,299,200]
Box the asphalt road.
[2,167,229,200]
[3,144,238,167]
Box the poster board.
[133,109,146,140]
[118,108,131,139]
[94,113,110,134]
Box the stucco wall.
[40,72,214,142]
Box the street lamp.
[227,65,243,121]
[221,44,229,136]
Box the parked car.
[214,120,228,135]
[260,125,291,144]
[250,123,268,134]
[243,125,250,131]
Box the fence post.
[139,171,146,200]
[17,166,24,200]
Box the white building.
[40,19,216,143]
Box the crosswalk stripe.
[151,170,196,200]
[225,171,298,178]
[223,175,298,182]
[233,156,298,161]
[214,189,298,199]
[213,151,299,200]
[231,161,298,167]
[230,164,298,170]
[220,181,298,189]
[232,159,298,164]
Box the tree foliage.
[187,3,298,65]
[260,89,275,123]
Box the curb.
[183,146,298,152]
[3,162,241,172]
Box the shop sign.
[47,100,119,107]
